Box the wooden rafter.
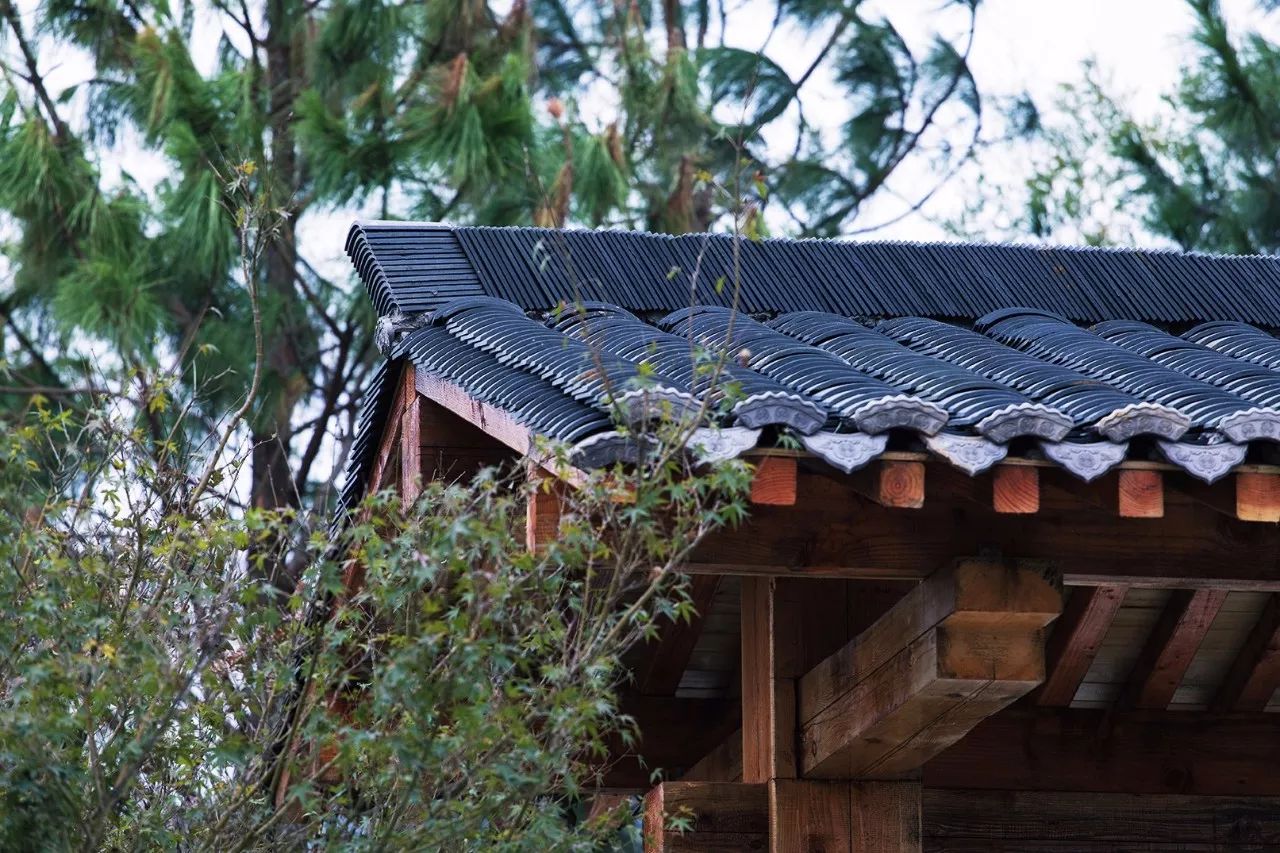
[1036,585,1127,707]
[639,575,723,696]
[798,560,1062,778]
[849,459,925,509]
[1213,593,1280,713]
[1118,588,1228,710]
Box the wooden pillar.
[740,576,798,783]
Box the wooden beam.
[642,782,767,852]
[750,455,797,506]
[921,788,1280,852]
[1119,588,1228,710]
[1214,593,1280,713]
[690,469,1280,591]
[639,575,723,696]
[798,560,1062,778]
[1036,584,1127,707]
[849,460,925,509]
[771,780,922,853]
[740,577,798,783]
[925,707,1280,796]
[398,368,422,504]
[991,465,1039,514]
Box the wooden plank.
[798,561,1061,778]
[740,577,797,782]
[750,455,797,506]
[1214,593,1280,712]
[992,465,1039,514]
[642,782,767,852]
[1238,471,1280,522]
[689,469,1280,591]
[925,707,1280,796]
[850,460,925,509]
[525,476,564,552]
[1119,588,1228,710]
[769,780,850,853]
[921,788,1280,852]
[1036,585,1127,706]
[852,781,922,853]
[1117,469,1164,518]
[640,575,723,696]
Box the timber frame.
[369,363,1280,852]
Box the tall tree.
[1002,0,1280,252]
[0,0,990,564]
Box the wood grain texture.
[741,577,797,783]
[799,561,1060,778]
[1214,593,1280,712]
[1238,471,1280,522]
[1037,585,1127,706]
[852,781,921,853]
[750,455,797,506]
[769,780,851,853]
[921,788,1280,852]
[1118,469,1164,518]
[398,370,422,503]
[925,707,1280,797]
[992,465,1039,514]
[850,460,925,509]
[524,476,563,553]
[642,782,767,852]
[1119,588,1228,710]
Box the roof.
[339,221,1280,513]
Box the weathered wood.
[1239,471,1280,522]
[398,369,422,503]
[853,781,922,853]
[1036,584,1127,706]
[417,396,513,482]
[750,455,797,506]
[740,577,797,782]
[640,575,723,696]
[925,707,1280,796]
[642,782,767,852]
[690,469,1280,590]
[1119,588,1228,710]
[921,788,1280,852]
[769,780,851,853]
[992,465,1039,514]
[850,460,925,509]
[799,561,1061,778]
[1214,593,1280,712]
[525,475,564,553]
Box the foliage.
[0,0,995,531]
[994,0,1280,251]
[0,355,753,849]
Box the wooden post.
[740,577,798,783]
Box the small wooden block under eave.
[797,560,1062,779]
[850,460,925,509]
[992,465,1040,514]
[750,455,797,506]
[1118,469,1164,518]
[1237,471,1280,522]
[642,782,767,852]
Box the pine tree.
[0,0,991,581]
[1007,0,1280,252]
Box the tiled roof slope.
[345,221,1280,323]
[338,222,1280,513]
